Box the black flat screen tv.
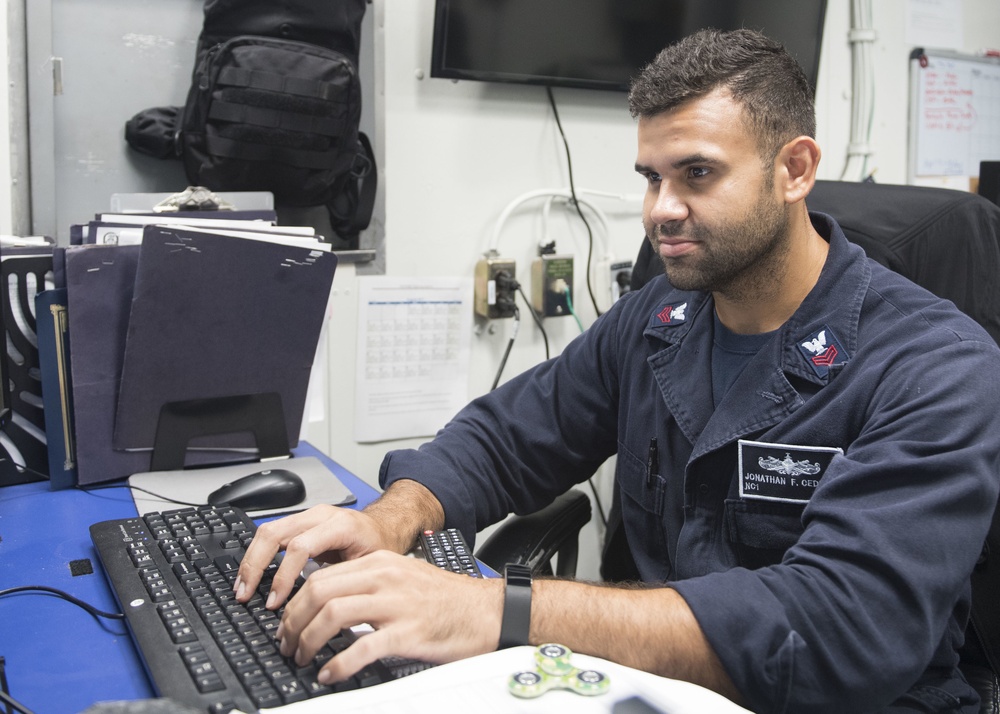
[431,0,828,92]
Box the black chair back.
[626,180,1000,712]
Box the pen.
[646,437,658,488]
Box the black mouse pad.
[127,456,356,517]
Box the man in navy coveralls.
[238,29,1000,713]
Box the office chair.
[807,181,1000,713]
[477,180,1000,711]
[476,489,592,577]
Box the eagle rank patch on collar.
[655,302,688,325]
[738,440,843,503]
[798,325,849,379]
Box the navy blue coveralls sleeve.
[379,214,1000,713]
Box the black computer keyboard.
[418,527,483,577]
[90,505,480,713]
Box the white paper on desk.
[89,224,146,245]
[255,646,753,714]
[150,223,327,250]
[354,277,473,443]
[96,213,281,231]
[84,221,319,248]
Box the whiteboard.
[908,49,1000,180]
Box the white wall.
[319,0,1000,578]
[0,1,12,234]
[316,0,1000,476]
[4,0,1000,575]
[815,0,1000,190]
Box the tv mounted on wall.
[431,0,828,93]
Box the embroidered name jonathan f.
[738,440,843,503]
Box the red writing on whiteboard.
[923,70,977,131]
[923,106,976,132]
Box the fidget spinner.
[508,643,610,698]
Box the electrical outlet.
[531,254,574,317]
[609,259,634,303]
[474,255,517,319]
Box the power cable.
[0,586,124,621]
[0,461,197,507]
[490,304,521,391]
[840,0,876,181]
[79,482,203,507]
[564,286,585,334]
[546,86,602,317]
[535,97,612,521]
[516,283,550,361]
[565,289,608,528]
[587,477,608,530]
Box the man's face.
[636,89,790,297]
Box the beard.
[645,192,791,300]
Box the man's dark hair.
[628,28,816,163]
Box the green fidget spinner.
[508,643,611,698]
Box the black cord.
[0,458,202,513]
[586,478,608,529]
[129,485,203,506]
[0,459,47,480]
[516,284,550,361]
[546,86,610,527]
[0,461,200,511]
[0,586,124,621]
[490,305,521,391]
[78,482,203,507]
[546,86,602,318]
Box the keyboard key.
[276,677,308,704]
[214,555,239,575]
[249,682,280,708]
[170,625,198,644]
[196,673,226,694]
[90,503,430,712]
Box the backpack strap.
[204,133,343,170]
[328,132,376,247]
[208,100,344,136]
[353,132,377,230]
[218,66,348,101]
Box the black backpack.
[126,0,375,247]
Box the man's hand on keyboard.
[235,504,386,608]
[231,478,480,686]
[236,479,447,611]
[276,550,504,685]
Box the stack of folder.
[33,206,337,488]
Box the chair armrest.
[960,663,999,714]
[475,489,592,577]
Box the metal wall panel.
[27,0,201,241]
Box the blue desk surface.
[0,443,379,714]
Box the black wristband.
[499,563,533,649]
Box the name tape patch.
[738,440,843,503]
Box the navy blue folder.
[111,225,337,453]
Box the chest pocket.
[724,498,806,570]
[617,444,672,581]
